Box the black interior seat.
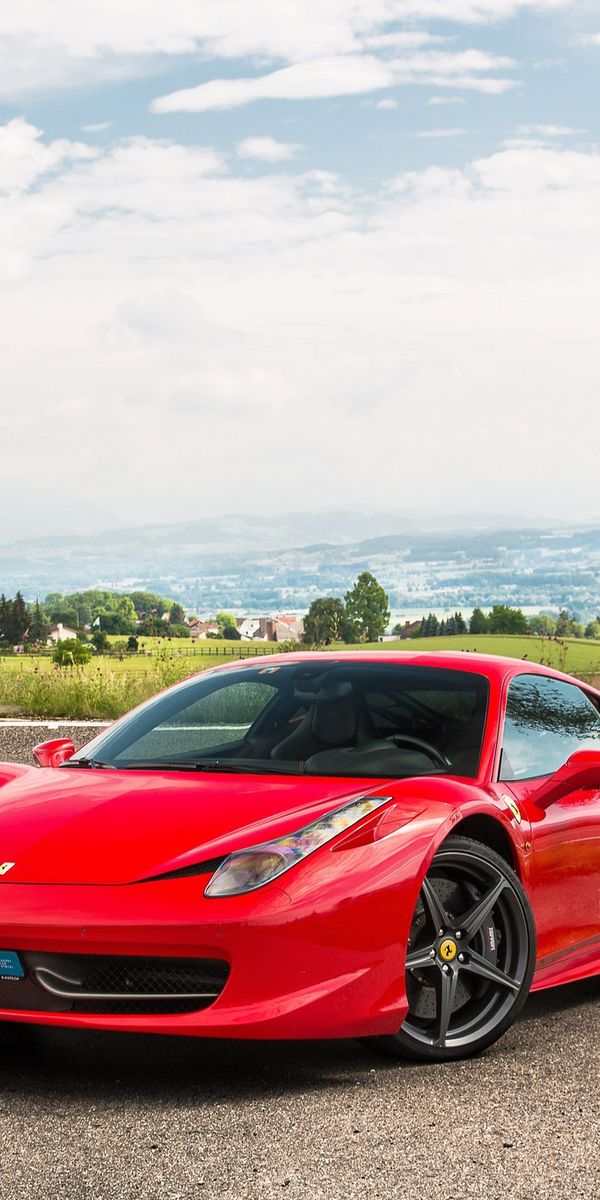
[271,681,359,761]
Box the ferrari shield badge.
[501,795,522,824]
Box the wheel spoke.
[463,950,520,993]
[421,877,451,934]
[434,968,459,1047]
[406,945,436,970]
[459,877,507,940]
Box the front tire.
[373,835,536,1063]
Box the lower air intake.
[0,952,230,1015]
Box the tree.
[168,624,192,639]
[584,619,600,639]
[469,608,489,635]
[127,635,139,652]
[129,591,168,618]
[216,611,241,639]
[93,607,136,635]
[303,597,346,645]
[92,629,109,652]
[169,602,186,626]
[115,595,137,628]
[0,594,10,643]
[29,599,50,645]
[528,614,556,636]
[2,592,30,644]
[420,613,440,638]
[344,572,390,643]
[138,615,167,637]
[53,639,92,666]
[454,611,467,635]
[487,605,528,635]
[554,609,571,637]
[48,606,79,629]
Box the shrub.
[52,639,92,667]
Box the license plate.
[0,951,24,980]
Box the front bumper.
[0,869,413,1039]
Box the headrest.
[311,684,358,746]
[294,679,353,704]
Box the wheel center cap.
[438,937,458,963]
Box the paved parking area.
[0,726,598,1200]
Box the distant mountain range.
[2,511,599,621]
[0,506,581,556]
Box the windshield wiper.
[193,760,304,775]
[115,759,304,775]
[60,757,115,770]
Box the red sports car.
[0,651,599,1062]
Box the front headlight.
[204,794,391,897]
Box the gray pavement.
[0,725,598,1200]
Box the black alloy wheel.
[373,835,536,1062]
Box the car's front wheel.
[372,835,536,1063]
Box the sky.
[0,0,599,533]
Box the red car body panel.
[0,650,599,1038]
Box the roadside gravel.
[0,725,598,1200]
[0,721,107,765]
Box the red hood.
[0,766,390,885]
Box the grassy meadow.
[0,632,598,721]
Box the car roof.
[220,649,596,693]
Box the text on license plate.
[0,951,24,979]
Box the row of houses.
[189,615,304,643]
[16,615,305,652]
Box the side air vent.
[139,856,227,883]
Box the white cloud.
[152,56,396,112]
[573,32,600,47]
[0,1,569,100]
[364,31,453,49]
[428,94,467,104]
[153,50,517,112]
[1,118,599,522]
[0,2,577,67]
[516,123,584,136]
[416,127,468,137]
[236,136,304,161]
[0,117,97,193]
[81,121,112,133]
[376,98,398,109]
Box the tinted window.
[111,680,279,762]
[500,675,600,781]
[70,662,489,779]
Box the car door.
[497,673,600,965]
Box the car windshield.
[68,662,489,779]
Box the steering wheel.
[385,734,451,769]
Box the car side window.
[499,674,600,781]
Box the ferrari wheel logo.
[439,938,458,962]
[0,862,15,876]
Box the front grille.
[0,952,230,1015]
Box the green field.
[0,634,598,720]
[357,634,600,678]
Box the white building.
[47,623,78,645]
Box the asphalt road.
[0,725,598,1200]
